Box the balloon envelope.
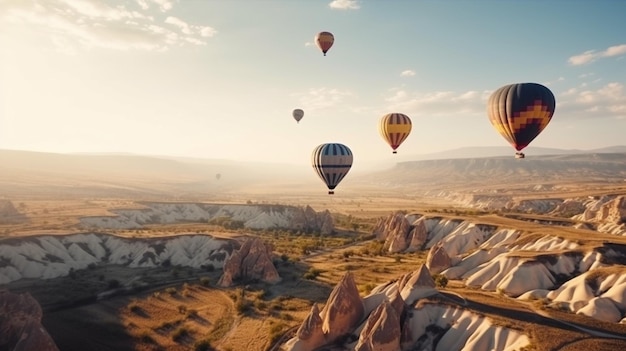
[379,113,412,154]
[293,109,304,123]
[315,32,334,56]
[311,143,353,195]
[487,83,556,155]
[215,173,221,180]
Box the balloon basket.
[328,191,334,195]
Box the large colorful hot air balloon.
[311,143,353,195]
[315,32,334,56]
[379,113,412,154]
[293,109,304,123]
[487,83,556,158]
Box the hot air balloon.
[216,173,221,181]
[311,143,353,195]
[379,113,412,154]
[315,31,334,56]
[293,109,304,123]
[487,83,556,158]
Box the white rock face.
[403,304,530,351]
[543,268,626,321]
[375,213,626,324]
[572,195,626,235]
[0,233,235,284]
[80,203,334,234]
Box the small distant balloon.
[311,143,353,195]
[379,113,412,154]
[487,82,556,158]
[293,109,304,123]
[216,173,221,181]
[315,31,334,56]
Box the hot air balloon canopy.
[487,83,556,157]
[311,143,353,195]
[293,109,304,123]
[315,31,334,56]
[379,113,412,154]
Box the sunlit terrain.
[2,149,626,351]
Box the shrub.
[138,331,155,344]
[199,277,211,287]
[433,274,448,289]
[186,309,199,319]
[165,287,178,296]
[172,326,190,342]
[194,339,214,351]
[129,301,142,314]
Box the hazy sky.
[1,0,625,172]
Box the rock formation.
[284,272,364,351]
[398,265,437,304]
[573,195,626,235]
[284,265,531,351]
[0,233,236,285]
[426,242,452,274]
[292,205,334,235]
[354,301,401,351]
[0,290,59,351]
[218,237,280,287]
[294,304,325,346]
[320,272,365,338]
[0,200,25,223]
[373,212,427,253]
[79,202,335,234]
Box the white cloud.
[604,44,626,57]
[568,50,595,66]
[557,82,626,119]
[292,87,354,111]
[0,0,215,52]
[138,0,174,12]
[165,16,216,38]
[329,0,360,10]
[304,42,314,47]
[568,43,626,65]
[383,88,491,117]
[400,70,416,77]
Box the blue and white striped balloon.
[311,143,353,195]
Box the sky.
[1,0,626,174]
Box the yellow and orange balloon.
[379,113,412,154]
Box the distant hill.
[3,147,626,198]
[0,149,314,199]
[350,152,626,193]
[394,145,626,162]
